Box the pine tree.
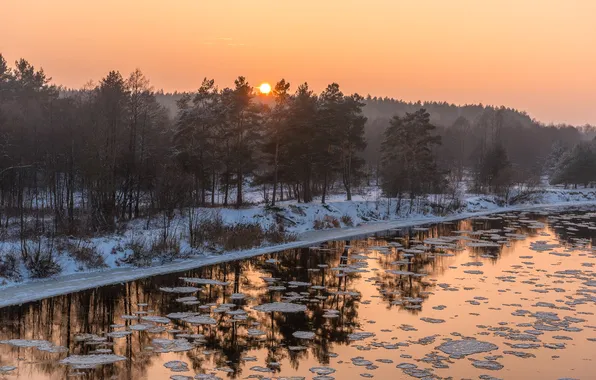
[380,109,442,211]
[338,93,367,200]
[550,141,596,187]
[225,77,262,207]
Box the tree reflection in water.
[1,209,595,379]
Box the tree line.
[1,53,594,238]
[0,55,368,237]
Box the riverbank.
[1,188,596,308]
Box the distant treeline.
[1,54,595,237]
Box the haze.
[1,0,595,125]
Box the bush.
[120,236,154,267]
[264,224,297,244]
[313,215,341,230]
[190,211,296,251]
[150,233,183,263]
[340,215,354,227]
[21,238,62,279]
[67,240,106,269]
[0,251,21,281]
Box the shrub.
[0,251,21,281]
[190,212,296,252]
[120,236,154,267]
[150,233,183,263]
[313,215,341,230]
[21,238,62,279]
[67,240,106,269]
[313,219,325,230]
[222,223,265,251]
[340,215,354,227]
[264,224,297,244]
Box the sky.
[1,0,595,125]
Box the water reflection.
[1,208,596,379]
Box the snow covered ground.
[1,187,596,307]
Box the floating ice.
[348,332,375,341]
[164,360,188,372]
[141,316,170,324]
[309,366,336,375]
[159,287,199,293]
[293,331,315,339]
[59,354,126,368]
[0,366,16,373]
[420,317,445,324]
[180,277,230,286]
[472,360,504,370]
[181,315,217,325]
[253,302,307,313]
[107,331,132,338]
[436,339,498,357]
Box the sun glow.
[259,82,271,95]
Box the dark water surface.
[1,208,596,379]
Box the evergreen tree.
[338,93,367,200]
[380,109,442,211]
[550,141,596,187]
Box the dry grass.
[313,215,341,230]
[0,251,21,281]
[65,240,106,270]
[190,210,296,251]
[150,233,183,262]
[341,214,354,227]
[21,239,62,279]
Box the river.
[1,208,595,379]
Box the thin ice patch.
[159,287,199,293]
[181,315,217,325]
[436,339,498,357]
[180,277,230,286]
[293,331,315,339]
[60,354,126,368]
[253,302,307,313]
[472,360,504,371]
[141,316,170,324]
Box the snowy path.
[1,199,595,308]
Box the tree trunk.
[223,172,229,206]
[236,169,243,208]
[321,170,327,204]
[272,142,279,206]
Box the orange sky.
[1,0,595,125]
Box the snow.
[2,188,596,308]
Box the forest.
[1,53,596,276]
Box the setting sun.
[259,82,271,95]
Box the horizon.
[2,0,595,125]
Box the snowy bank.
[1,188,596,308]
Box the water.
[1,208,596,379]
